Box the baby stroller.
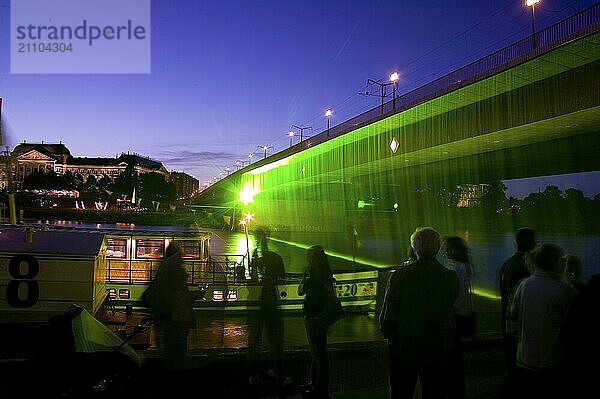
[27,304,151,398]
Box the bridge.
[192,5,600,281]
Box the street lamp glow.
[389,72,399,82]
[526,0,539,6]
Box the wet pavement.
[134,309,505,398]
[0,300,506,398]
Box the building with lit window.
[170,171,199,199]
[456,183,491,208]
[7,142,170,189]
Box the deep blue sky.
[1,0,598,195]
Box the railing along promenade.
[226,3,600,178]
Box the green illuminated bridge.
[191,6,600,291]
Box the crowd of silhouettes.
[377,225,598,399]
[137,225,599,399]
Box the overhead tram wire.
[236,5,518,159]
[291,4,522,136]
[539,0,587,13]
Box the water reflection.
[30,219,600,295]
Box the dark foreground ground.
[0,339,505,399]
[0,312,506,399]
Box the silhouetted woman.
[151,242,195,370]
[298,245,335,398]
[445,236,474,399]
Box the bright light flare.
[238,182,259,205]
[325,109,332,117]
[526,0,539,6]
[389,72,399,82]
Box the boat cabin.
[0,228,107,323]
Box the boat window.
[179,240,200,259]
[136,239,164,258]
[107,238,127,258]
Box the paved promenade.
[138,311,506,398]
[0,308,506,398]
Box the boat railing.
[106,253,270,286]
[106,258,212,285]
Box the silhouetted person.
[379,227,459,399]
[248,227,286,385]
[149,242,195,370]
[498,227,535,398]
[506,243,574,398]
[445,236,474,399]
[561,271,600,397]
[298,245,336,398]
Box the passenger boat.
[104,228,379,313]
[0,224,379,324]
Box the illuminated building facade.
[8,142,170,188]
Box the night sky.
[1,0,598,195]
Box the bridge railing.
[304,3,600,145]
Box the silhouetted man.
[498,227,536,398]
[379,227,459,398]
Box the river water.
[29,219,600,296]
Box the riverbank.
[13,208,199,227]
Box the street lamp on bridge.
[288,131,294,147]
[527,0,540,49]
[258,144,274,158]
[291,124,313,142]
[368,71,400,115]
[325,109,332,136]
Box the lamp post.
[368,71,400,114]
[325,109,332,137]
[288,131,294,147]
[239,212,253,273]
[258,145,274,158]
[291,125,313,142]
[527,0,540,49]
[248,153,253,164]
[389,72,399,110]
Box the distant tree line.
[19,168,177,207]
[349,180,600,235]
